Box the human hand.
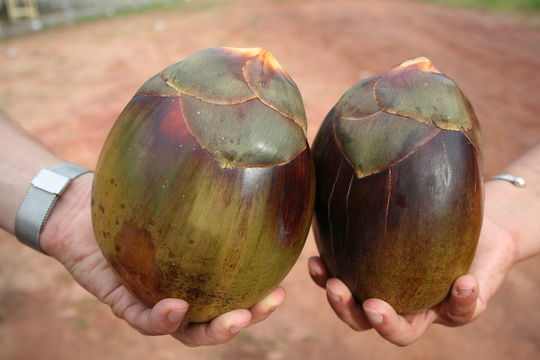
[40,173,285,346]
[308,210,516,346]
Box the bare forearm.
[0,112,61,233]
[485,143,540,264]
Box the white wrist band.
[14,162,92,254]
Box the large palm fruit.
[92,47,315,322]
[312,58,483,314]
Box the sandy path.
[0,0,539,359]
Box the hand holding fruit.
[306,58,539,346]
[39,172,287,346]
[308,205,516,346]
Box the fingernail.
[309,262,321,277]
[327,285,341,303]
[230,325,245,334]
[364,307,383,325]
[167,309,183,323]
[260,294,281,313]
[456,286,472,297]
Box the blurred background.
[1,0,539,359]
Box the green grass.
[419,0,540,11]
[1,0,233,40]
[78,0,232,24]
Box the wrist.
[470,199,517,304]
[483,180,521,267]
[0,156,61,232]
[40,172,94,260]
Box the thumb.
[437,275,479,326]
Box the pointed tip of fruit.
[226,47,264,57]
[223,47,284,71]
[259,49,284,72]
[398,57,441,74]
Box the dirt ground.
[1,0,539,359]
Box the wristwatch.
[14,162,92,254]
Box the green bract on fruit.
[92,47,315,322]
[312,58,484,314]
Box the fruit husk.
[312,58,484,313]
[92,47,315,322]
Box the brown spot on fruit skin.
[186,287,204,299]
[395,194,409,209]
[106,220,160,306]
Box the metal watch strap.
[14,162,92,254]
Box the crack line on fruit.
[241,60,307,134]
[161,73,258,105]
[341,173,355,262]
[254,95,307,134]
[135,93,178,98]
[383,168,393,238]
[380,108,432,126]
[441,134,451,187]
[340,111,382,121]
[328,162,343,273]
[372,75,383,111]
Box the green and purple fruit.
[92,47,315,322]
[312,58,484,313]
